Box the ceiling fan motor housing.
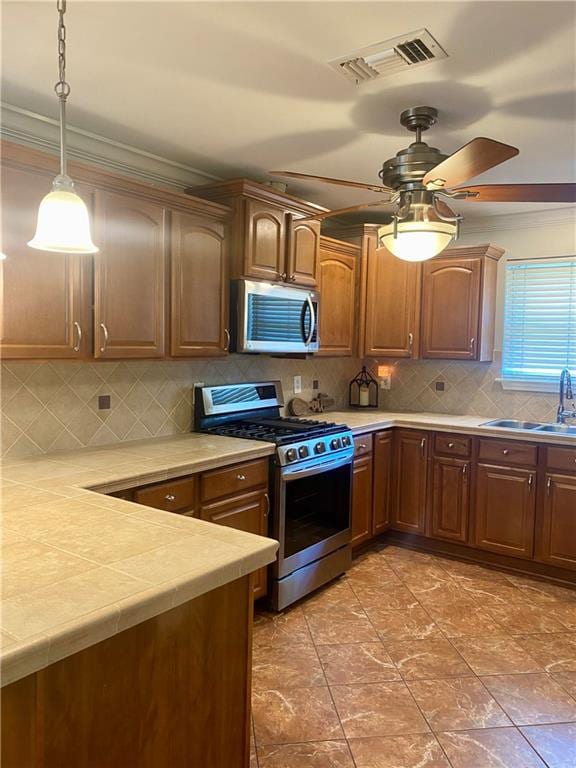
[380,142,448,190]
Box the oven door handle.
[281,453,353,481]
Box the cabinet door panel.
[392,431,428,534]
[421,258,481,359]
[317,248,356,357]
[200,489,269,599]
[244,200,285,281]
[170,212,228,357]
[431,457,469,543]
[94,191,166,358]
[474,463,536,558]
[538,473,576,571]
[1,166,89,358]
[364,245,420,357]
[286,218,320,287]
[373,431,392,534]
[351,454,373,546]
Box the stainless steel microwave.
[231,279,319,354]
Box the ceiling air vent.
[329,29,447,84]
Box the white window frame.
[500,255,576,393]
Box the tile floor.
[251,544,576,768]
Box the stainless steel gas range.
[194,381,353,610]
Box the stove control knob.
[314,442,326,454]
[286,448,297,462]
[298,445,309,458]
[341,435,351,447]
[330,438,341,450]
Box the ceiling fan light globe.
[28,176,99,255]
[378,220,456,262]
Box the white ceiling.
[2,1,576,221]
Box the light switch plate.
[379,376,391,390]
[293,375,302,394]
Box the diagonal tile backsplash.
[1,357,362,458]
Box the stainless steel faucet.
[557,368,576,423]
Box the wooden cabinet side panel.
[373,431,392,533]
[170,211,228,357]
[479,255,499,361]
[0,578,252,768]
[317,247,357,356]
[364,246,421,357]
[94,191,166,358]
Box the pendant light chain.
[55,0,71,177]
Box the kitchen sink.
[481,419,544,430]
[534,424,576,435]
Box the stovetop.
[204,417,345,445]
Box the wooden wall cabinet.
[187,179,325,287]
[1,165,91,359]
[317,236,359,357]
[392,429,429,534]
[170,211,229,357]
[420,245,503,361]
[94,190,166,359]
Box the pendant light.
[28,0,98,254]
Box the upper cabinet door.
[317,241,357,357]
[170,212,228,357]
[364,243,421,358]
[1,166,89,359]
[94,191,166,359]
[421,258,481,359]
[286,217,320,287]
[243,200,285,281]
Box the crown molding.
[461,207,575,234]
[0,102,220,190]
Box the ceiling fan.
[270,106,576,262]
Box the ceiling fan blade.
[455,183,576,203]
[423,137,519,190]
[299,198,392,222]
[269,170,392,194]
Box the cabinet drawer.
[546,446,576,473]
[353,434,373,457]
[133,476,196,515]
[434,433,471,458]
[478,439,537,467]
[201,458,268,502]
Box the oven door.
[273,454,352,579]
[236,279,319,354]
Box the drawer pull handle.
[462,463,467,476]
[100,322,109,354]
[237,474,246,481]
[224,328,231,352]
[547,476,552,496]
[502,449,510,455]
[73,321,82,353]
[448,442,455,448]
[420,437,426,456]
[408,332,414,354]
[165,494,176,502]
[528,474,533,492]
[264,492,270,518]
[358,443,367,450]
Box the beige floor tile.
[317,642,400,684]
[488,604,567,635]
[552,602,576,631]
[425,604,503,637]
[521,723,576,768]
[252,644,326,690]
[348,734,450,767]
[386,638,472,680]
[514,633,576,673]
[552,671,576,698]
[305,614,379,646]
[437,727,547,768]
[330,681,430,738]
[253,608,313,648]
[353,582,420,612]
[451,635,543,676]
[373,606,443,641]
[257,741,354,767]
[407,581,478,608]
[458,580,528,605]
[407,677,511,731]
[480,673,576,725]
[507,577,576,604]
[252,687,344,745]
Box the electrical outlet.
[98,394,111,410]
[379,375,391,390]
[293,375,302,394]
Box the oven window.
[283,463,351,558]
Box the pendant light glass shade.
[378,204,457,262]
[28,175,98,254]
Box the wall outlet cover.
[98,394,111,410]
[379,375,391,390]
[293,375,302,394]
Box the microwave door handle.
[304,295,316,346]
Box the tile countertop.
[0,433,278,687]
[312,410,576,446]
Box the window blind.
[502,257,576,384]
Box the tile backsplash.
[375,354,559,423]
[0,357,362,458]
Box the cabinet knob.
[165,494,176,502]
[358,443,367,450]
[502,449,510,455]
[448,442,455,448]
[236,473,246,481]
[278,272,287,282]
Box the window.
[502,257,576,390]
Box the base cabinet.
[538,473,576,571]
[392,430,429,534]
[431,457,469,543]
[373,431,392,534]
[351,452,374,547]
[474,463,536,559]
